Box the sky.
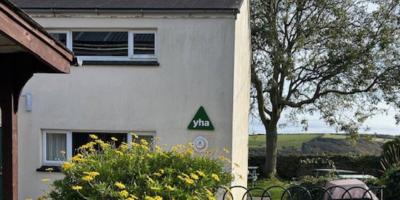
[249,2,400,135]
[250,107,399,135]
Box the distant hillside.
[249,134,393,156]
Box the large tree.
[251,0,399,178]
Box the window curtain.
[46,134,67,161]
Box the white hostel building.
[9,0,251,198]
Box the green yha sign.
[188,106,214,131]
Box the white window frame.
[130,30,158,60]
[48,30,158,62]
[42,130,72,166]
[72,30,129,62]
[48,30,73,50]
[42,130,155,166]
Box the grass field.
[249,134,322,149]
[249,133,391,152]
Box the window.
[130,134,154,150]
[72,132,127,154]
[73,32,128,56]
[49,31,72,49]
[49,30,157,63]
[49,33,67,46]
[42,131,72,165]
[133,33,155,56]
[42,130,154,166]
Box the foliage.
[298,175,334,188]
[249,133,387,156]
[298,175,336,200]
[363,177,382,188]
[297,157,336,177]
[249,154,381,180]
[380,143,400,171]
[381,164,400,200]
[249,134,320,149]
[250,0,400,177]
[43,134,232,200]
[250,178,289,198]
[251,176,332,199]
[382,136,400,154]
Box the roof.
[11,0,244,12]
[0,0,75,73]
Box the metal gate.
[218,185,384,200]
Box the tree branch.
[251,65,271,126]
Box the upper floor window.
[73,32,128,57]
[134,33,155,56]
[49,30,157,63]
[49,32,67,46]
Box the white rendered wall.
[231,0,251,188]
[17,10,250,199]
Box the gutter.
[21,8,240,15]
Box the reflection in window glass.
[72,132,127,154]
[134,33,155,55]
[50,33,67,46]
[132,135,154,147]
[73,32,128,56]
[46,133,67,161]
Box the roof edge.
[3,0,75,62]
[1,0,76,72]
[21,7,240,15]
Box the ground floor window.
[42,130,72,166]
[42,130,154,166]
[72,132,127,152]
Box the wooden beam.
[0,2,73,73]
[0,87,18,200]
[0,68,31,200]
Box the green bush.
[249,154,381,179]
[380,138,400,171]
[382,136,400,154]
[381,164,400,200]
[44,134,232,200]
[298,157,336,177]
[297,175,334,200]
[298,175,333,188]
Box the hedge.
[249,154,381,180]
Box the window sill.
[82,60,160,66]
[36,165,62,173]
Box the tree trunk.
[264,121,278,178]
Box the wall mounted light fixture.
[24,93,32,112]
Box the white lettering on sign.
[193,119,210,128]
[188,106,214,130]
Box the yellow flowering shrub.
[45,135,231,200]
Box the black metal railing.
[218,185,384,200]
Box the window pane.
[50,33,67,46]
[132,135,154,145]
[134,33,155,55]
[73,32,128,56]
[72,132,127,154]
[46,133,67,161]
[131,135,154,151]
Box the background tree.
[251,0,399,178]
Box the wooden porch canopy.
[0,1,74,199]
